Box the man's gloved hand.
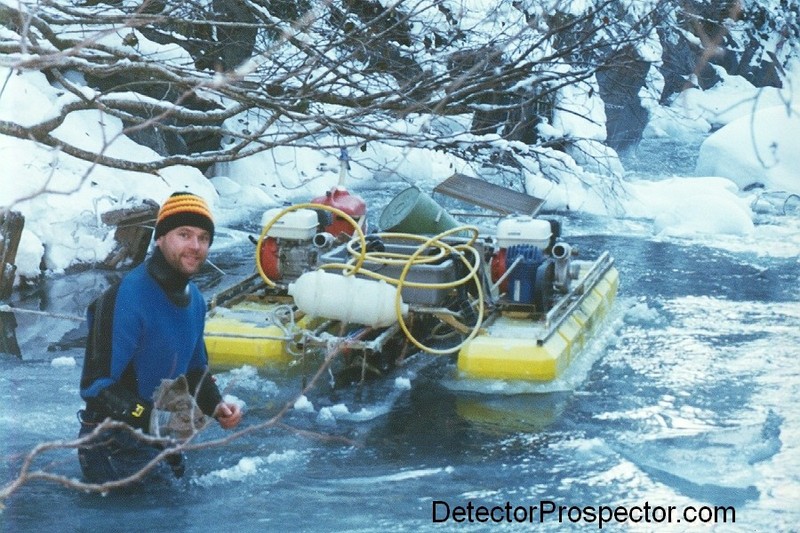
[150,375,208,440]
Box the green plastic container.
[379,187,461,235]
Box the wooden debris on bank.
[101,200,159,269]
[0,210,25,300]
[0,308,20,356]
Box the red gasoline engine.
[259,187,368,282]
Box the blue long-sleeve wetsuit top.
[79,247,221,429]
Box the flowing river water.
[2,136,799,532]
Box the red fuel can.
[310,186,368,236]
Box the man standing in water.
[77,191,242,483]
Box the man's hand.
[213,401,242,429]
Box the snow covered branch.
[1,0,673,175]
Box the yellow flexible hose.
[393,226,485,355]
[258,206,485,355]
[321,225,485,355]
[320,229,481,289]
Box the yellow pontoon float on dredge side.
[204,178,618,385]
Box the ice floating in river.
[333,466,455,485]
[316,407,336,425]
[293,395,314,412]
[316,403,392,424]
[624,301,665,326]
[193,450,306,487]
[194,456,265,485]
[215,365,278,396]
[394,377,412,390]
[50,356,76,367]
[614,411,782,506]
[316,403,353,425]
[222,393,245,412]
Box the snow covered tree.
[0,0,795,188]
[0,1,662,176]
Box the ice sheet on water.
[317,401,392,424]
[192,449,308,487]
[331,466,454,486]
[563,195,800,260]
[394,376,411,390]
[612,411,782,506]
[291,361,426,425]
[51,356,76,367]
[293,394,314,412]
[624,299,666,326]
[214,365,279,396]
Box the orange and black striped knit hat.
[154,192,215,244]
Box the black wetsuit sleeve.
[93,382,152,430]
[186,368,223,417]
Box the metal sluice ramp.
[433,173,545,216]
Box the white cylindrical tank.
[288,270,408,328]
